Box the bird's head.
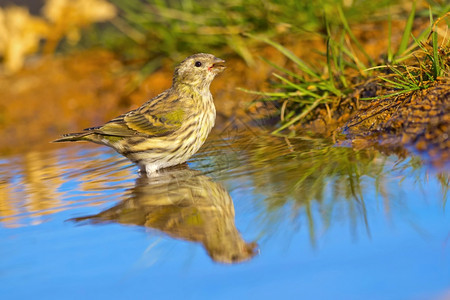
[173,53,225,90]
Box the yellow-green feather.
[54,53,224,173]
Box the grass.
[360,9,449,100]
[245,3,449,134]
[360,14,449,101]
[81,0,399,74]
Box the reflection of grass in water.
[220,133,449,246]
[435,173,449,209]
[250,139,379,245]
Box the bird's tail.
[53,132,91,143]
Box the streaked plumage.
[54,53,225,173]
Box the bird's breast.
[178,92,216,150]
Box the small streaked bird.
[54,53,225,173]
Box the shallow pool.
[1,131,449,299]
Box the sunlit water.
[1,131,449,299]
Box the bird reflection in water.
[71,164,258,264]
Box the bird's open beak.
[210,57,226,70]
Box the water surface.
[0,131,449,299]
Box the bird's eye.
[194,61,202,67]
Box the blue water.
[0,134,449,299]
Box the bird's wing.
[91,90,186,138]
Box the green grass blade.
[396,0,416,58]
[378,76,412,89]
[237,88,289,98]
[238,88,317,99]
[246,34,321,80]
[326,37,343,93]
[430,9,441,78]
[260,57,304,81]
[432,33,441,78]
[387,10,393,62]
[272,73,322,99]
[337,5,374,66]
[324,14,339,90]
[360,87,423,100]
[272,96,325,134]
[341,45,367,70]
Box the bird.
[53,53,225,173]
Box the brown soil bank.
[338,80,449,167]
